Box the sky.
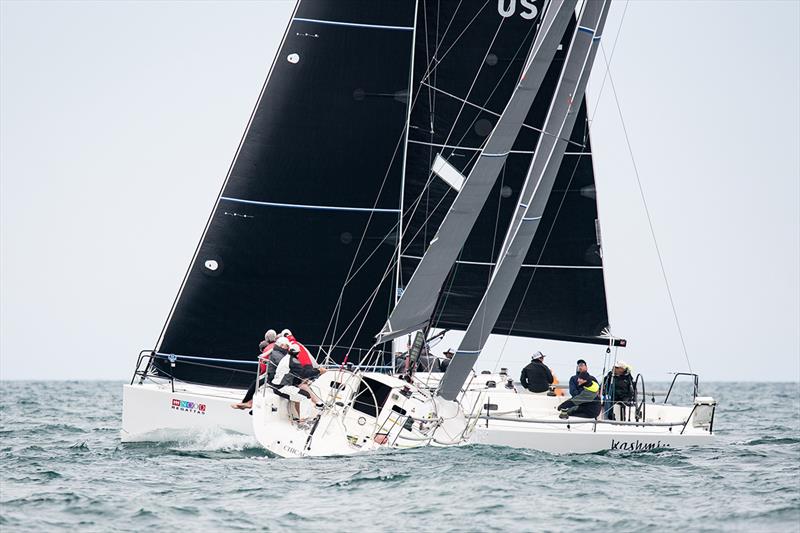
[1,0,798,382]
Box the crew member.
[568,359,598,397]
[275,343,327,419]
[439,348,455,372]
[520,351,554,393]
[603,360,635,420]
[557,372,601,419]
[279,328,316,367]
[231,329,278,410]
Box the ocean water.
[1,381,798,532]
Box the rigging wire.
[327,2,511,356]
[424,18,540,330]
[346,3,555,360]
[598,42,694,373]
[321,0,474,359]
[323,1,479,360]
[327,1,578,365]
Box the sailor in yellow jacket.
[556,372,602,419]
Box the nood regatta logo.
[171,398,206,415]
[498,0,539,20]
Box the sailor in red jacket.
[279,329,317,367]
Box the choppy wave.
[1,381,798,532]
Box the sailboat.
[121,0,716,457]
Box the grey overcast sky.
[1,1,798,382]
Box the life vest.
[584,380,600,394]
[285,335,316,367]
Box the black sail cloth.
[400,10,613,345]
[154,2,416,387]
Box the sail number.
[498,0,539,20]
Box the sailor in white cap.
[602,360,635,420]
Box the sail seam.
[220,196,400,213]
[293,17,414,31]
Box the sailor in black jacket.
[520,351,554,393]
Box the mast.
[377,0,578,345]
[438,0,613,401]
[393,0,421,370]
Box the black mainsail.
[154,1,417,387]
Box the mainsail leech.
[377,0,578,345]
[438,0,613,401]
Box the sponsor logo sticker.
[170,398,207,415]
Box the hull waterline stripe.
[400,254,602,269]
[220,196,400,213]
[294,17,414,31]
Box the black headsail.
[398,6,616,346]
[154,1,417,387]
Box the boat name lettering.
[170,398,207,414]
[610,439,670,452]
[497,0,539,20]
[283,445,300,455]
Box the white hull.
[249,370,471,457]
[471,420,711,453]
[121,372,714,455]
[121,381,253,442]
[421,371,715,453]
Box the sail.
[380,0,573,344]
[438,0,613,400]
[154,1,417,387]
[397,6,613,346]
